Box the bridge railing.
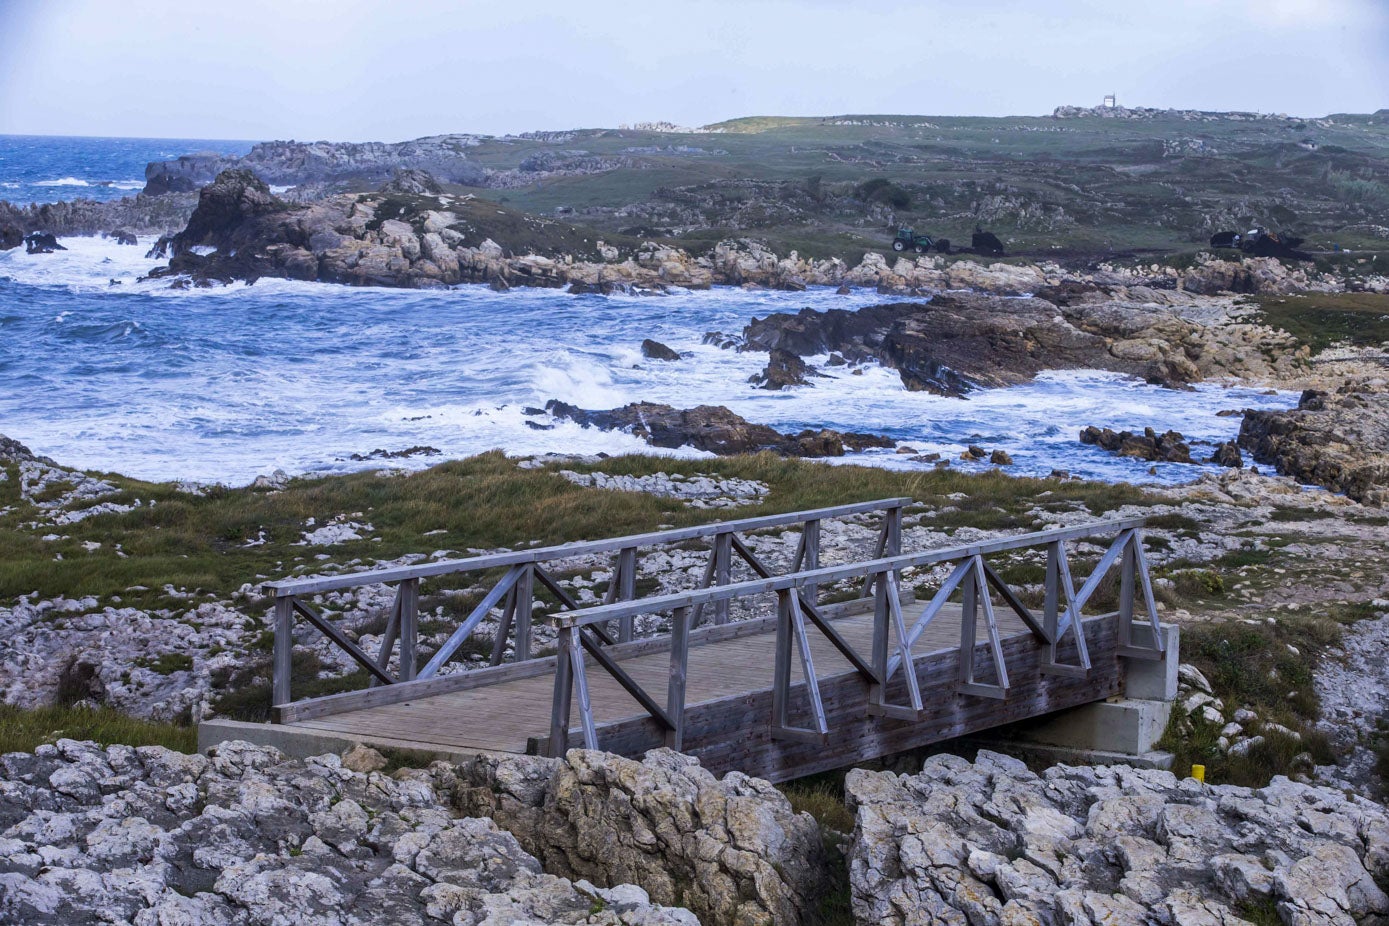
[263,496,910,719]
[541,517,1161,756]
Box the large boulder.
[1240,385,1389,504]
[847,751,1389,926]
[169,169,287,256]
[1080,425,1194,463]
[451,749,831,926]
[0,739,696,925]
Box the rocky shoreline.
[4,739,1387,925]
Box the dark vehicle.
[891,227,934,253]
[1209,227,1310,260]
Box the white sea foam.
[0,236,1299,487]
[35,177,91,187]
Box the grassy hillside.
[438,109,1389,261]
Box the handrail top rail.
[263,496,913,597]
[551,517,1147,628]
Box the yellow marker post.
[1191,764,1206,783]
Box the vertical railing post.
[1118,533,1137,652]
[886,504,903,589]
[666,606,690,750]
[399,578,418,681]
[771,590,793,729]
[712,533,733,625]
[548,624,574,756]
[272,595,294,708]
[869,569,890,702]
[802,519,821,605]
[617,547,637,642]
[489,587,517,667]
[514,565,535,662]
[958,560,978,684]
[1045,542,1061,652]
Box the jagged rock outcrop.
[141,137,488,197]
[0,739,696,925]
[1080,425,1194,463]
[1240,385,1389,504]
[847,751,1389,926]
[739,293,1314,396]
[543,400,893,457]
[450,749,831,926]
[0,192,198,238]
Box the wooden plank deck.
[285,597,1038,757]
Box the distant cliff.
[143,136,489,195]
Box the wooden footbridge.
[218,499,1168,782]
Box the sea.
[0,136,1297,487]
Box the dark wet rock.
[347,446,442,461]
[0,222,23,251]
[962,445,987,461]
[989,449,1014,466]
[1211,440,1244,468]
[702,331,743,350]
[835,282,852,295]
[640,338,681,361]
[168,169,287,256]
[1240,386,1389,504]
[740,294,1211,397]
[1080,425,1193,463]
[24,232,65,254]
[107,228,137,245]
[749,348,814,389]
[543,400,891,457]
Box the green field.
[430,109,1389,262]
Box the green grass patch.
[0,704,196,755]
[1254,292,1389,354]
[1159,612,1347,787]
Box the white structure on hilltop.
[1103,94,1117,109]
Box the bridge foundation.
[971,623,1179,769]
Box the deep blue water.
[0,135,255,205]
[0,235,1296,486]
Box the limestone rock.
[451,748,832,926]
[845,751,1389,926]
[0,739,694,925]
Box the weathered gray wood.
[730,533,876,681]
[371,587,403,687]
[273,597,294,706]
[291,600,396,686]
[567,627,598,749]
[688,547,718,629]
[888,558,974,678]
[579,627,673,730]
[555,518,1148,628]
[712,533,732,626]
[549,631,574,756]
[514,565,535,662]
[1042,539,1090,678]
[617,546,637,642]
[553,616,1124,783]
[981,561,1048,642]
[418,566,524,679]
[789,592,829,737]
[802,518,821,603]
[399,578,418,682]
[771,593,792,731]
[489,589,517,667]
[667,606,690,750]
[265,497,913,596]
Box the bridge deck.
[280,596,1107,778]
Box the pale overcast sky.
[0,0,1384,141]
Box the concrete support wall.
[1012,623,1179,759]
